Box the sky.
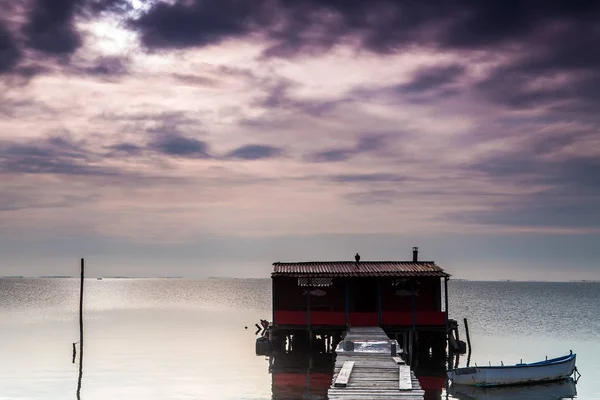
[0,0,599,280]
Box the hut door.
[349,279,378,312]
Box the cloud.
[130,0,259,49]
[451,198,600,232]
[470,149,600,196]
[80,56,129,76]
[0,24,21,73]
[0,191,97,212]
[22,0,82,55]
[329,173,406,183]
[259,80,343,116]
[307,134,387,162]
[225,144,283,160]
[148,134,210,158]
[398,65,465,93]
[170,73,218,87]
[344,190,397,205]
[0,0,133,77]
[0,134,116,176]
[105,142,143,156]
[129,1,600,56]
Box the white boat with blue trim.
[447,351,577,387]
[448,378,577,400]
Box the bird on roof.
[355,253,360,263]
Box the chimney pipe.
[412,247,419,263]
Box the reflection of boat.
[447,352,576,387]
[449,378,577,400]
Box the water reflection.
[269,352,333,400]
[448,379,577,400]
[266,350,450,400]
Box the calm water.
[0,278,598,400]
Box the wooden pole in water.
[77,258,84,398]
[464,317,472,367]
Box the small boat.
[447,352,577,387]
[448,378,577,400]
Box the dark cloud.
[97,110,197,125]
[476,65,600,111]
[82,56,129,76]
[307,134,386,162]
[225,144,282,160]
[259,80,342,116]
[105,142,143,156]
[171,73,218,87]
[451,198,600,231]
[129,1,600,56]
[22,0,82,55]
[0,0,133,76]
[126,0,600,120]
[470,147,600,203]
[148,134,210,158]
[0,192,98,212]
[0,97,56,118]
[344,190,397,205]
[0,135,117,176]
[329,173,405,183]
[130,0,260,49]
[398,65,465,93]
[309,148,353,163]
[0,24,21,73]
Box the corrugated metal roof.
[272,261,450,277]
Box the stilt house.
[271,248,450,333]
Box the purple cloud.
[307,134,387,163]
[149,134,210,158]
[226,144,283,160]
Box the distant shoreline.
[0,276,598,283]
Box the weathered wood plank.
[399,365,412,390]
[334,361,355,387]
[329,327,424,400]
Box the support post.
[307,278,312,350]
[444,277,450,367]
[377,280,382,326]
[444,278,449,324]
[408,330,413,366]
[410,279,416,332]
[271,276,275,326]
[345,280,350,326]
[464,318,472,367]
[77,258,84,399]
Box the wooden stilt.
[76,258,84,399]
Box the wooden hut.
[270,248,450,359]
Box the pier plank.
[399,365,412,390]
[334,361,355,387]
[328,327,424,400]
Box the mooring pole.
[77,258,84,398]
[464,318,472,367]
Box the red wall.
[273,277,345,311]
[381,277,441,312]
[272,276,445,327]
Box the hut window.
[391,278,409,287]
[298,277,333,287]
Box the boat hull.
[447,354,576,387]
[448,378,577,400]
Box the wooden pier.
[328,327,425,400]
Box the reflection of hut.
[269,352,332,400]
[270,248,450,361]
